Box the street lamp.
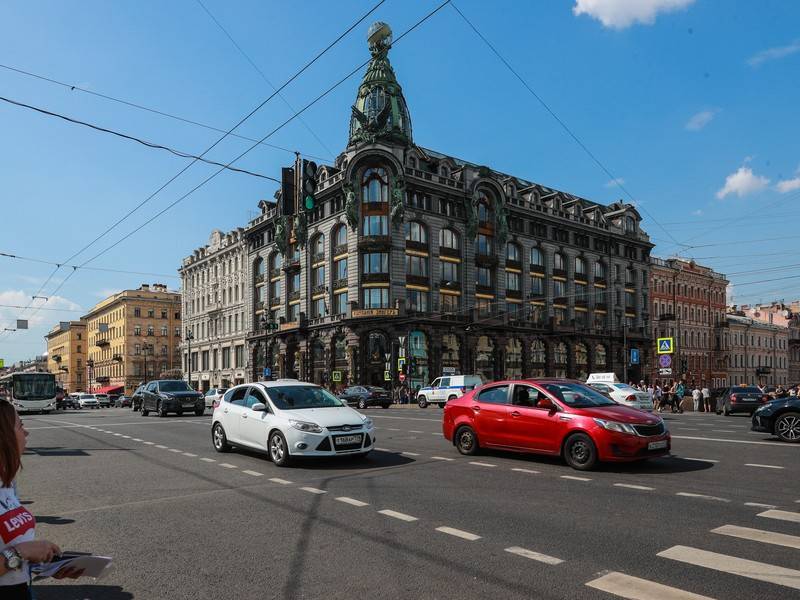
[185,328,194,390]
[86,359,94,393]
[142,343,153,382]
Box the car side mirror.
[251,402,267,412]
[537,398,556,411]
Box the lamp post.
[142,343,153,382]
[185,328,194,389]
[86,359,94,393]
[259,314,268,381]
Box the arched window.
[361,167,388,204]
[253,257,264,279]
[409,156,417,169]
[439,228,460,251]
[530,247,544,267]
[477,192,494,224]
[595,344,607,368]
[530,339,545,377]
[332,224,347,253]
[575,343,588,380]
[506,242,521,263]
[554,252,565,272]
[405,221,428,244]
[505,338,522,379]
[554,343,568,377]
[269,252,282,273]
[594,261,607,280]
[575,256,587,277]
[475,336,494,382]
[625,216,636,233]
[312,234,325,259]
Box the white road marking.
[132,438,143,442]
[300,487,327,494]
[112,433,122,437]
[469,461,496,468]
[168,449,182,453]
[401,452,420,457]
[561,475,592,482]
[155,444,168,449]
[219,463,238,469]
[511,468,540,474]
[431,456,454,461]
[676,492,730,502]
[378,509,418,522]
[436,526,480,541]
[712,524,800,550]
[200,457,216,462]
[745,463,784,469]
[268,477,292,485]
[586,571,714,599]
[680,457,719,463]
[757,509,800,524]
[744,502,776,509]
[657,545,800,590]
[408,430,424,433]
[504,546,563,565]
[336,496,369,507]
[712,429,737,433]
[374,447,393,452]
[385,428,400,431]
[120,435,131,439]
[671,434,795,447]
[614,483,655,491]
[242,470,263,477]
[143,441,155,445]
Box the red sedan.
[443,379,670,470]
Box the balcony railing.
[270,268,281,279]
[406,274,429,287]
[96,339,109,347]
[288,291,301,302]
[333,278,348,290]
[439,246,460,259]
[505,259,522,270]
[254,273,265,284]
[312,252,325,264]
[333,244,348,257]
[405,240,428,253]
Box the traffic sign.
[630,348,640,365]
[384,370,391,381]
[262,367,272,378]
[384,353,391,362]
[398,358,406,371]
[399,373,406,383]
[659,367,673,376]
[332,371,342,382]
[657,337,674,354]
[0,359,4,368]
[659,354,672,368]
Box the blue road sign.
[630,348,640,365]
[263,367,272,378]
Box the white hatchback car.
[211,380,375,466]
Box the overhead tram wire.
[0,251,180,279]
[195,0,336,159]
[0,63,331,163]
[3,0,387,336]
[19,0,453,330]
[0,95,280,182]
[0,303,84,313]
[448,2,687,251]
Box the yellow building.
[82,284,182,395]
[45,321,87,393]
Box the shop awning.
[94,385,123,395]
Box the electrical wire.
[0,303,84,313]
[0,251,179,279]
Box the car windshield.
[541,382,617,408]
[266,385,345,410]
[159,381,192,392]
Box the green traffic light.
[305,195,314,210]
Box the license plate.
[335,434,362,446]
[648,440,667,450]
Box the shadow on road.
[32,584,132,600]
[35,515,76,525]
[597,456,714,474]
[24,447,91,457]
[230,446,415,471]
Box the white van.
[416,375,485,408]
[586,373,653,411]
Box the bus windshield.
[13,374,56,400]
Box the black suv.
[752,396,800,442]
[140,380,204,417]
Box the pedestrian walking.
[701,386,711,412]
[654,383,664,412]
[399,385,408,405]
[691,386,702,412]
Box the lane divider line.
[300,487,327,494]
[561,475,592,482]
[511,468,540,474]
[431,456,454,461]
[242,470,264,477]
[168,449,182,453]
[585,571,713,599]
[469,461,496,468]
[614,483,655,491]
[435,526,480,541]
[219,463,238,469]
[200,458,216,462]
[378,509,418,522]
[745,463,785,469]
[744,502,776,509]
[680,457,719,463]
[676,492,730,502]
[401,452,421,457]
[336,496,369,507]
[268,477,292,485]
[504,546,564,565]
[155,445,168,449]
[143,441,155,445]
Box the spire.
[348,22,413,148]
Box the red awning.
[94,385,123,395]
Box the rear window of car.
[732,387,762,394]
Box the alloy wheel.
[270,434,285,462]
[458,429,474,453]
[213,425,224,449]
[776,414,800,442]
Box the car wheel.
[455,425,479,456]
[381,404,390,409]
[563,433,598,471]
[418,395,428,408]
[724,407,731,416]
[775,412,800,443]
[448,395,458,403]
[141,404,149,416]
[158,402,168,418]
[212,423,231,452]
[176,410,183,417]
[195,408,204,416]
[269,431,291,467]
[357,398,367,410]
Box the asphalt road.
[17,406,800,600]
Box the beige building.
[45,321,87,393]
[82,284,182,395]
[723,313,789,387]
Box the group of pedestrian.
[648,380,687,413]
[394,383,421,404]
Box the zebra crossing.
[585,508,800,598]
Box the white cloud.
[776,165,800,193]
[716,166,770,199]
[726,283,736,304]
[0,290,83,330]
[747,39,800,67]
[685,109,718,131]
[94,288,121,299]
[572,0,695,29]
[604,177,625,188]
[690,209,704,216]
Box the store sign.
[442,366,456,375]
[332,371,342,382]
[352,308,399,318]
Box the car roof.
[251,379,315,389]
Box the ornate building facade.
[245,22,653,388]
[45,320,86,393]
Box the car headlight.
[360,414,373,428]
[289,420,323,434]
[593,418,637,435]
[161,393,174,399]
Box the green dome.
[348,22,413,148]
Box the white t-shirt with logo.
[0,485,35,587]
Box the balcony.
[361,272,390,284]
[255,300,265,311]
[358,235,391,250]
[283,258,300,272]
[554,297,568,306]
[506,290,522,300]
[95,339,109,347]
[270,268,281,279]
[406,274,429,287]
[333,244,348,257]
[475,254,497,267]
[505,259,522,270]
[529,264,545,275]
[475,284,495,296]
[333,278,348,290]
[270,297,281,307]
[440,280,461,292]
[312,284,327,296]
[405,240,428,253]
[312,252,325,264]
[254,273,265,284]
[552,268,567,278]
[439,246,460,259]
[288,291,301,302]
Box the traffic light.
[301,159,318,211]
[680,358,688,372]
[408,356,417,373]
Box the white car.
[416,375,485,408]
[77,394,100,409]
[204,387,228,409]
[211,380,375,466]
[586,382,653,411]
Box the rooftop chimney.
[140,284,150,291]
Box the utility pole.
[186,327,194,389]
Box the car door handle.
[472,405,480,412]
[223,408,229,413]
[510,411,520,417]
[242,414,248,419]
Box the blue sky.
[1,0,798,363]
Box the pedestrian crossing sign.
[657,337,674,354]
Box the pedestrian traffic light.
[301,159,318,211]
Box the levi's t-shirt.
[0,485,35,587]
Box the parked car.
[586,373,653,411]
[62,394,77,410]
[211,380,374,466]
[204,387,228,409]
[94,393,111,408]
[752,396,800,442]
[114,395,132,408]
[77,394,100,409]
[416,375,485,408]
[443,378,670,471]
[140,380,205,417]
[338,386,391,409]
[717,385,770,416]
[131,385,146,411]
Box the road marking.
[182,452,197,457]
[436,526,480,541]
[242,470,263,477]
[409,430,424,433]
[504,546,563,565]
[657,545,800,590]
[168,448,182,453]
[300,487,327,494]
[757,509,800,524]
[268,477,292,485]
[469,461,496,468]
[336,496,369,507]
[676,492,730,502]
[712,524,800,550]
[120,435,131,439]
[431,456,454,461]
[401,451,420,457]
[385,428,400,431]
[200,457,216,462]
[745,463,785,469]
[586,571,714,599]
[374,447,393,452]
[744,502,776,509]
[132,438,143,442]
[219,463,238,469]
[155,444,168,449]
[561,475,592,482]
[671,435,796,447]
[712,429,737,433]
[511,468,540,474]
[378,509,418,522]
[370,415,439,423]
[112,433,122,437]
[143,441,155,445]
[614,483,655,491]
[680,457,719,463]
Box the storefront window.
[505,338,522,379]
[475,336,494,382]
[554,342,568,378]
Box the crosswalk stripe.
[586,571,715,599]
[757,509,800,524]
[712,524,800,550]
[504,546,563,565]
[657,545,800,590]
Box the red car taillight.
[626,394,636,402]
[762,395,770,403]
[730,394,737,402]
